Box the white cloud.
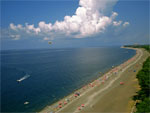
[113,21,122,26]
[123,22,130,27]
[8,0,129,40]
[10,34,20,40]
[10,23,17,31]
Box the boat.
[24,101,29,105]
[17,74,30,82]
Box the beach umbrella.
[120,82,124,85]
[75,92,80,96]
[59,102,62,105]
[133,70,136,72]
[102,81,105,84]
[58,105,62,108]
[81,104,85,107]
[64,101,67,105]
[74,94,78,97]
[78,107,81,110]
[65,98,69,102]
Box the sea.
[1,47,136,112]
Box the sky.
[1,0,149,50]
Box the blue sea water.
[1,47,136,112]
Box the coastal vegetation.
[132,56,150,112]
[124,45,150,112]
[124,45,150,53]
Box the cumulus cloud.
[8,0,129,40]
[123,22,130,27]
[113,21,122,26]
[10,34,20,40]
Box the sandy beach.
[39,47,149,113]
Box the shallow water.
[1,47,136,112]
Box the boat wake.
[17,74,30,82]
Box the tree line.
[133,56,150,112]
[124,45,150,112]
[125,45,150,112]
[124,45,150,53]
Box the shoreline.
[39,47,140,113]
